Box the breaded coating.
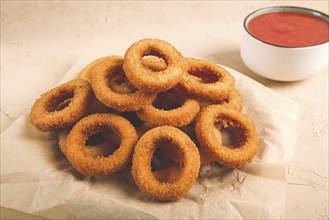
[123,38,185,92]
[137,87,200,127]
[90,56,156,112]
[132,126,200,201]
[179,58,235,102]
[195,105,259,168]
[65,113,138,176]
[30,79,94,132]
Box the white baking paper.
[1,36,299,219]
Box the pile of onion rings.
[30,38,259,201]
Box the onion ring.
[58,128,119,158]
[124,123,181,185]
[136,123,215,166]
[123,38,185,92]
[195,105,258,168]
[178,58,235,102]
[136,123,181,164]
[30,79,94,132]
[65,113,138,176]
[131,126,200,201]
[90,56,157,112]
[136,123,180,162]
[136,87,200,127]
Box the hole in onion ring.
[188,68,219,84]
[151,151,168,172]
[86,132,106,146]
[214,120,247,149]
[108,66,137,94]
[151,88,186,111]
[84,127,121,158]
[54,98,73,111]
[47,91,74,112]
[142,48,169,65]
[151,140,182,183]
[152,92,183,111]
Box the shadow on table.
[203,49,309,89]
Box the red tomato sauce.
[247,11,329,47]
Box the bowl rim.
[243,6,329,49]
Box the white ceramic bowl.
[240,6,329,81]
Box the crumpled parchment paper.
[1,36,299,219]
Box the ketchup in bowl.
[241,6,329,81]
[247,11,329,47]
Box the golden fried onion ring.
[137,87,200,127]
[195,105,258,168]
[30,79,94,132]
[132,126,200,201]
[65,113,138,176]
[90,56,156,112]
[179,58,235,102]
[123,38,185,92]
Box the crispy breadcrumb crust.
[65,113,138,176]
[179,58,235,102]
[136,87,200,127]
[195,105,259,168]
[58,128,119,158]
[30,79,94,132]
[123,38,185,92]
[90,56,157,112]
[132,126,200,201]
